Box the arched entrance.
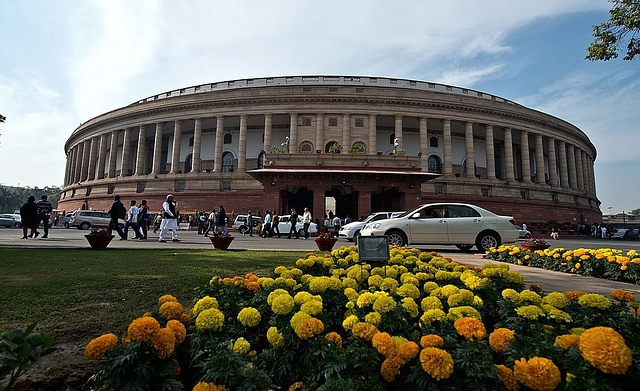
[371,187,404,212]
[325,186,357,220]
[282,186,314,216]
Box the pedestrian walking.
[19,196,40,239]
[107,195,127,240]
[287,208,299,239]
[138,200,150,239]
[302,207,312,239]
[159,194,179,242]
[36,195,53,238]
[203,208,217,236]
[271,211,280,238]
[261,210,272,237]
[332,215,341,237]
[125,200,143,240]
[247,210,254,237]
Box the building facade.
[60,76,601,224]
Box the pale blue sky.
[1,0,638,214]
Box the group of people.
[19,195,53,239]
[202,206,227,236]
[107,196,152,241]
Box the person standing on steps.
[158,194,179,242]
[36,195,53,238]
[107,195,127,240]
[19,196,40,239]
[287,208,299,239]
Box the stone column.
[464,121,475,177]
[108,131,118,178]
[73,144,82,183]
[135,125,147,175]
[120,127,132,177]
[214,116,224,172]
[289,113,298,153]
[152,122,163,175]
[67,148,76,185]
[368,114,377,154]
[191,118,202,173]
[419,117,428,172]
[263,113,272,153]
[342,113,351,151]
[394,115,403,151]
[504,127,515,182]
[443,119,453,176]
[535,134,545,184]
[547,138,558,186]
[575,147,585,191]
[87,136,98,181]
[588,156,596,194]
[238,114,247,172]
[170,120,182,174]
[80,140,90,182]
[96,133,108,180]
[315,113,324,152]
[557,140,569,188]
[520,130,531,183]
[566,144,577,190]
[485,124,496,180]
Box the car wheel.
[298,228,305,236]
[455,244,473,252]
[15,222,22,228]
[352,230,361,243]
[79,222,91,230]
[475,232,500,252]
[239,225,250,235]
[386,230,407,247]
[524,232,531,239]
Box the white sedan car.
[278,215,318,237]
[359,203,519,252]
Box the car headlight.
[364,222,381,230]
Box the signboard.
[357,236,390,262]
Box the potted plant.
[328,142,342,154]
[520,237,550,251]
[348,144,365,154]
[208,230,234,250]
[313,232,338,251]
[84,227,115,249]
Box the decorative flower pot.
[209,236,234,250]
[313,238,338,251]
[84,234,115,249]
[520,243,550,252]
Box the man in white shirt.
[125,200,143,240]
[159,194,179,242]
[302,207,312,239]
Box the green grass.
[0,248,307,342]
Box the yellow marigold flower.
[502,289,521,303]
[159,301,184,320]
[516,305,544,320]
[610,289,635,302]
[288,381,305,391]
[423,281,439,294]
[420,296,443,311]
[151,327,176,359]
[463,275,486,290]
[158,294,178,305]
[420,334,444,348]
[128,317,161,342]
[513,356,561,391]
[351,322,379,341]
[554,334,580,350]
[300,300,323,316]
[489,328,515,353]
[237,307,262,327]
[258,277,275,288]
[290,311,311,330]
[365,311,382,325]
[380,356,403,382]
[231,337,250,354]
[496,364,520,391]
[578,293,611,310]
[398,341,419,363]
[396,283,421,299]
[454,317,486,341]
[579,327,632,375]
[357,292,376,308]
[195,308,225,331]
[193,296,219,316]
[84,333,118,360]
[420,309,447,327]
[271,293,295,316]
[419,347,454,380]
[373,295,396,314]
[267,326,284,348]
[342,314,359,330]
[379,277,399,292]
[193,382,230,391]
[372,332,397,358]
[447,306,482,321]
[166,319,186,345]
[542,292,569,309]
[401,298,419,318]
[324,331,342,348]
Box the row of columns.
[64,114,596,195]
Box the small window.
[481,187,489,197]
[137,182,146,193]
[552,193,558,203]
[574,196,580,205]
[329,87,339,93]
[107,185,115,194]
[222,180,232,191]
[258,151,265,169]
[85,187,92,196]
[434,183,444,195]
[223,133,232,144]
[430,136,439,148]
[222,152,234,172]
[389,133,395,145]
[520,190,528,200]
[71,189,76,197]
[176,181,186,192]
[303,87,312,93]
[300,141,313,153]
[428,155,442,173]
[329,118,338,126]
[189,136,194,147]
[355,118,364,127]
[302,117,312,126]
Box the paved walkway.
[1,227,639,297]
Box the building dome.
[60,75,600,224]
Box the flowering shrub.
[85,246,640,390]
[485,245,640,285]
[87,227,110,236]
[522,237,548,246]
[314,232,335,239]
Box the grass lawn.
[0,248,307,340]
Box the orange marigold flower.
[554,334,580,350]
[579,327,632,375]
[166,319,187,345]
[84,333,118,360]
[380,356,403,382]
[159,301,184,320]
[513,356,561,391]
[158,294,178,305]
[324,332,343,348]
[127,316,160,342]
[563,290,587,301]
[288,381,305,391]
[419,347,454,380]
[180,313,192,325]
[610,289,635,302]
[122,336,131,347]
[351,322,379,341]
[453,317,486,341]
[295,318,324,339]
[192,382,230,391]
[170,358,181,379]
[397,341,419,363]
[372,332,397,358]
[496,364,520,391]
[489,328,515,353]
[151,327,176,359]
[420,334,444,348]
[529,284,542,293]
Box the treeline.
[0,185,61,213]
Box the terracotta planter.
[209,236,235,250]
[521,243,550,252]
[84,234,115,249]
[313,238,338,251]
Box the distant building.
[60,76,601,223]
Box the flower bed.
[485,245,640,285]
[85,245,640,391]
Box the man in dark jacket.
[107,195,127,240]
[36,195,53,238]
[287,207,299,239]
[19,196,40,239]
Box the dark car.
[611,228,640,240]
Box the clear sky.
[1,0,638,214]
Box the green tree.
[586,0,640,61]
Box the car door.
[278,215,291,233]
[444,205,483,243]
[407,205,448,243]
